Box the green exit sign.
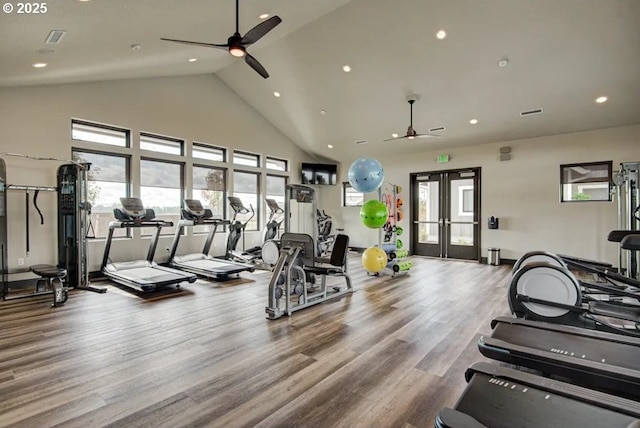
[437,154,449,163]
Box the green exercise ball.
[360,200,388,229]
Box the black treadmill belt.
[492,322,640,370]
[453,370,638,428]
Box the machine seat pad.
[608,230,639,243]
[30,264,67,279]
[621,234,640,251]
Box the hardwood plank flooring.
[0,255,513,427]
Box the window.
[72,150,130,238]
[233,170,260,231]
[343,182,364,207]
[140,159,183,235]
[266,156,288,172]
[72,120,129,148]
[192,165,226,234]
[140,133,184,155]
[233,150,260,168]
[193,143,226,162]
[560,161,612,202]
[266,174,287,211]
[458,186,473,216]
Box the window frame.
[266,156,288,172]
[343,182,364,207]
[71,148,131,239]
[232,169,261,231]
[192,163,228,234]
[193,142,227,162]
[71,119,130,148]
[139,157,185,236]
[232,150,261,168]
[560,161,613,203]
[140,132,184,156]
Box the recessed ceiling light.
[328,144,334,149]
[130,44,142,50]
[259,13,270,19]
[436,30,447,40]
[273,91,281,97]
[342,65,351,72]
[392,133,398,138]
[469,119,478,124]
[188,58,197,62]
[32,62,48,68]
[595,96,608,104]
[497,58,509,67]
[320,110,326,115]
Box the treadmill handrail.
[479,335,640,383]
[177,218,231,227]
[108,219,173,229]
[491,316,640,345]
[466,362,640,418]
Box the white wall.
[0,74,313,273]
[338,125,639,264]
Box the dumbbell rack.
[378,182,413,276]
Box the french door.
[411,168,480,261]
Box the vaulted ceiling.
[1,0,639,162]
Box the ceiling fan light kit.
[161,0,281,78]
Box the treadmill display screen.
[120,197,146,218]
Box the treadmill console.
[184,199,205,217]
[119,197,146,219]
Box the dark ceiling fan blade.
[245,53,269,78]
[383,135,409,142]
[241,16,282,45]
[160,38,229,50]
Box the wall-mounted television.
[301,162,338,185]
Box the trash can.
[487,248,501,266]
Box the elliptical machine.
[316,209,335,257]
[508,243,640,337]
[226,197,284,265]
[226,196,260,263]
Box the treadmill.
[435,362,640,427]
[101,197,197,292]
[168,199,255,280]
[478,316,640,401]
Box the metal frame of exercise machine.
[265,232,352,319]
[613,162,639,278]
[168,199,254,280]
[0,154,105,306]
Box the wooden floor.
[0,256,512,428]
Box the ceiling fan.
[160,0,281,79]
[384,99,441,142]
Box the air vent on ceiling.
[520,108,543,117]
[354,140,368,145]
[45,30,66,44]
[429,126,446,132]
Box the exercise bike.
[509,235,640,337]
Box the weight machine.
[0,153,105,306]
[612,162,639,278]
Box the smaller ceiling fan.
[161,0,281,78]
[384,98,441,142]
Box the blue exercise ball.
[348,158,384,193]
